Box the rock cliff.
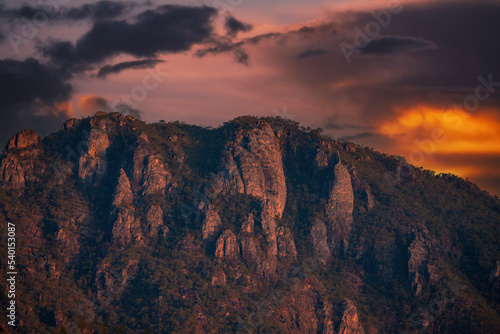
[111,170,141,248]
[215,230,240,262]
[78,121,110,184]
[325,153,354,254]
[338,299,365,334]
[0,129,42,190]
[212,120,287,277]
[1,114,498,333]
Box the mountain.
[0,112,499,333]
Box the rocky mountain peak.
[6,129,41,151]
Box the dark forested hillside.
[0,112,499,333]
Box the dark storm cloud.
[224,16,252,37]
[41,5,217,71]
[195,36,250,64]
[345,1,500,88]
[196,21,337,63]
[0,58,73,147]
[0,1,136,22]
[0,4,219,147]
[196,27,325,64]
[64,1,136,21]
[297,48,329,59]
[359,36,436,55]
[0,58,71,107]
[96,58,164,78]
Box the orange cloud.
[379,106,500,155]
[54,101,74,118]
[76,95,109,115]
[376,105,500,195]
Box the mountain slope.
[0,112,499,333]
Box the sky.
[0,0,499,195]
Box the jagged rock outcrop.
[112,208,142,248]
[113,169,133,207]
[241,213,254,234]
[314,148,330,170]
[62,118,80,130]
[211,270,227,286]
[128,133,172,195]
[0,129,43,190]
[272,279,336,334]
[240,234,261,268]
[54,206,91,263]
[325,153,354,253]
[146,205,168,239]
[78,122,110,183]
[212,120,287,277]
[338,299,365,334]
[110,170,141,248]
[311,219,331,263]
[141,153,170,195]
[7,129,41,150]
[215,230,240,262]
[201,204,223,240]
[277,226,297,259]
[408,230,430,296]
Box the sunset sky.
[0,0,499,195]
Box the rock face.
[212,121,287,276]
[62,118,80,130]
[314,148,330,170]
[79,124,110,183]
[112,134,172,247]
[141,154,170,195]
[273,279,337,334]
[146,205,168,239]
[201,204,223,240]
[112,207,141,248]
[241,213,254,234]
[325,153,354,253]
[6,129,41,150]
[130,133,171,195]
[0,129,42,190]
[407,230,433,296]
[113,169,133,207]
[215,230,239,262]
[55,207,91,263]
[311,219,331,263]
[277,226,297,259]
[111,170,141,248]
[240,235,261,268]
[338,299,365,334]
